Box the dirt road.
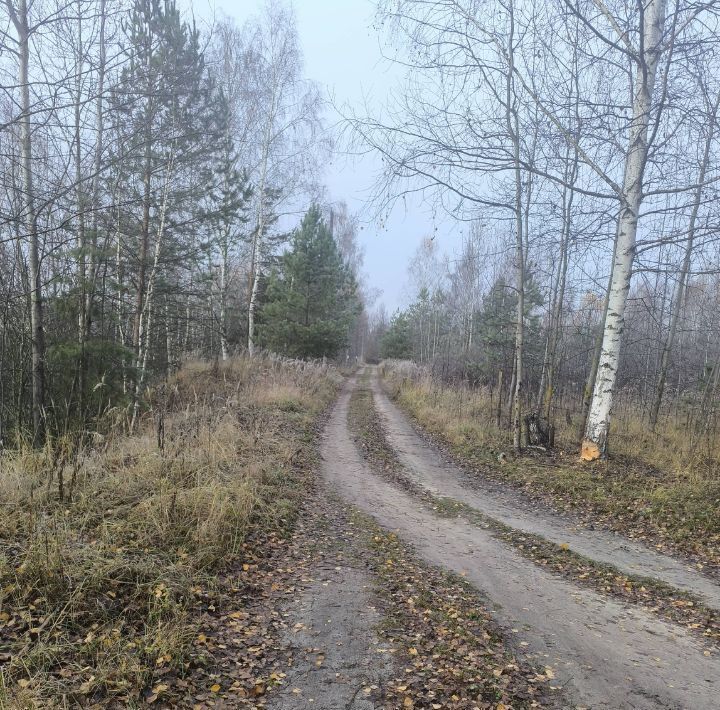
[320,371,720,709]
[368,373,720,609]
[269,562,392,709]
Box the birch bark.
[505,0,525,452]
[582,0,668,460]
[247,93,275,357]
[7,0,46,446]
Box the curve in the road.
[322,374,720,710]
[369,369,720,610]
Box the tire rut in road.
[323,376,720,710]
[369,369,720,611]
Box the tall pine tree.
[260,205,360,359]
[108,0,221,397]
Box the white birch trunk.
[582,0,667,460]
[8,0,45,446]
[247,63,278,357]
[505,0,525,451]
[130,147,174,431]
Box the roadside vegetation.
[381,360,720,569]
[0,355,340,707]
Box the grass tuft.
[0,354,341,707]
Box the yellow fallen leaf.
[408,647,418,656]
[403,698,413,708]
[210,683,221,693]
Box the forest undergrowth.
[381,361,720,570]
[0,355,341,707]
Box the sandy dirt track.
[317,373,720,710]
[369,371,720,610]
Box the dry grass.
[0,354,341,708]
[381,360,720,567]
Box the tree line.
[352,0,720,459]
[0,0,363,447]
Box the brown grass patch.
[0,355,340,707]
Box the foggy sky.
[203,0,465,312]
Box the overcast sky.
[199,0,464,312]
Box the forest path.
[369,369,720,610]
[321,371,720,710]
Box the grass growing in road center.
[349,368,719,652]
[354,511,554,709]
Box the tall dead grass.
[0,354,340,707]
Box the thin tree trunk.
[247,239,262,355]
[247,82,276,356]
[131,147,174,431]
[495,369,503,429]
[84,0,107,338]
[649,89,720,431]
[219,225,230,360]
[74,0,89,419]
[165,297,172,375]
[505,0,524,452]
[541,180,573,422]
[9,0,46,446]
[134,129,152,358]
